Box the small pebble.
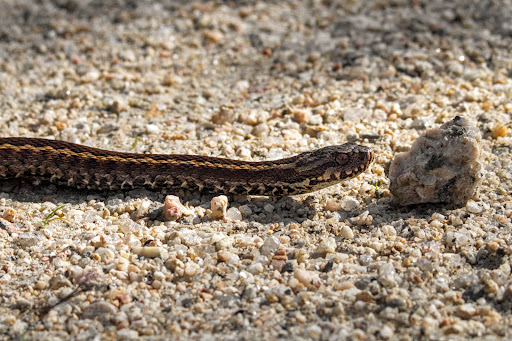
[146,124,160,134]
[226,207,242,221]
[381,225,397,236]
[260,237,280,256]
[316,237,336,256]
[132,247,163,258]
[238,205,252,217]
[466,200,483,214]
[341,197,360,211]
[492,123,508,138]
[211,195,229,220]
[163,195,192,221]
[340,226,354,239]
[325,199,341,211]
[217,250,231,263]
[294,269,321,288]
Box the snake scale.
[0,137,374,196]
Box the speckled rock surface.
[389,116,483,206]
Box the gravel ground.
[1,0,512,340]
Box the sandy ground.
[0,0,512,340]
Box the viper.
[0,137,374,196]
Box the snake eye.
[335,153,349,166]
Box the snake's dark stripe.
[0,137,374,196]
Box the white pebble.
[341,197,360,211]
[380,325,394,339]
[211,195,229,220]
[378,263,398,287]
[247,263,264,275]
[236,147,252,159]
[307,325,322,339]
[132,247,163,258]
[146,124,160,134]
[340,225,354,239]
[316,237,336,256]
[226,207,242,221]
[466,200,483,214]
[381,225,396,236]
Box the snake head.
[286,143,374,194]
[333,143,375,180]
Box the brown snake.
[0,137,374,196]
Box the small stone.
[378,263,398,288]
[457,303,477,319]
[238,205,252,217]
[146,124,160,134]
[236,147,252,159]
[351,211,372,226]
[307,325,322,339]
[217,250,231,263]
[15,231,45,248]
[203,29,224,43]
[212,106,237,124]
[446,61,464,75]
[292,109,311,123]
[466,200,483,214]
[35,280,49,290]
[49,275,73,290]
[341,197,360,211]
[247,263,264,275]
[260,236,280,256]
[270,259,286,272]
[132,247,163,258]
[163,195,192,221]
[263,204,274,213]
[0,218,19,233]
[226,207,242,221]
[2,207,16,222]
[380,325,394,339]
[211,195,229,220]
[324,199,341,211]
[316,237,336,256]
[340,225,354,239]
[272,249,288,261]
[82,301,118,320]
[492,123,508,138]
[389,116,482,206]
[294,269,321,288]
[96,247,115,263]
[184,263,199,278]
[107,100,126,114]
[334,281,355,291]
[343,108,371,123]
[381,225,397,236]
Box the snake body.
[0,137,374,196]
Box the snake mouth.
[335,147,374,181]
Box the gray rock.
[82,301,118,321]
[259,236,280,256]
[15,231,45,248]
[389,116,482,206]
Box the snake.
[0,137,374,196]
